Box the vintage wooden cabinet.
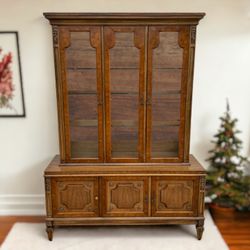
[44,12,206,241]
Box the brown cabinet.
[44,13,206,241]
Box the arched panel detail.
[152,177,199,217]
[102,177,148,217]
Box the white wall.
[0,0,250,214]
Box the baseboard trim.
[0,194,46,215]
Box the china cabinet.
[44,12,206,241]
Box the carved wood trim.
[198,176,206,216]
[45,177,52,217]
[45,178,51,192]
[52,26,59,47]
[200,176,206,191]
[190,26,196,45]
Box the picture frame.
[0,31,25,117]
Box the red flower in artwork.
[0,47,14,108]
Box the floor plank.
[211,210,250,250]
[0,216,45,245]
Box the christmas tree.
[206,101,250,210]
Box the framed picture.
[0,31,25,117]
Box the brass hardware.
[95,196,99,200]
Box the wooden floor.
[0,216,45,245]
[0,212,249,249]
[211,211,250,250]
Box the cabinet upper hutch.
[45,12,205,164]
[44,13,206,241]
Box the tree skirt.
[0,211,228,250]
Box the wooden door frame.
[103,26,146,163]
[146,26,191,163]
[57,26,104,163]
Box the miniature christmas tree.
[206,101,250,210]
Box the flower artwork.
[0,32,25,117]
[0,48,14,109]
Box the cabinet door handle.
[94,196,99,200]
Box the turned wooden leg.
[196,220,204,240]
[46,221,54,241]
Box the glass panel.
[66,32,98,158]
[110,32,139,158]
[151,32,183,158]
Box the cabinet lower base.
[44,155,206,241]
[45,217,205,241]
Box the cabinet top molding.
[43,12,205,25]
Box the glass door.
[59,26,104,162]
[146,26,189,162]
[104,26,146,162]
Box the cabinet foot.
[196,220,204,240]
[46,222,54,241]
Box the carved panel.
[110,182,142,210]
[158,181,193,210]
[52,177,99,217]
[59,182,92,211]
[103,177,148,216]
[152,177,198,217]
